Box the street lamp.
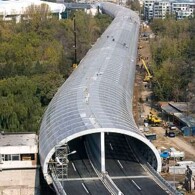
[67,150,77,156]
[55,150,76,165]
[73,14,77,69]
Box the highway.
[105,133,168,195]
[61,134,168,194]
[62,137,110,195]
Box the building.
[0,132,40,195]
[171,2,195,19]
[144,0,155,20]
[161,102,195,136]
[0,132,38,170]
[0,0,66,22]
[143,0,195,20]
[153,1,171,19]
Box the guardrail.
[146,162,182,195]
[84,140,123,195]
[50,164,67,195]
[102,172,124,195]
[126,137,182,195]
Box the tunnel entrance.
[105,133,149,177]
[48,132,158,181]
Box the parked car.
[168,131,175,138]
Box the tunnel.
[39,2,162,185]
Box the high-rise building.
[143,0,195,20]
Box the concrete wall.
[86,133,101,171]
[0,169,40,195]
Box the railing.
[146,162,182,195]
[84,140,123,195]
[50,164,67,195]
[102,172,124,195]
[126,137,182,195]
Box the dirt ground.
[133,24,195,194]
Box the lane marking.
[131,180,141,191]
[82,182,89,194]
[61,177,99,181]
[72,162,77,172]
[110,143,113,150]
[117,160,123,169]
[111,175,151,179]
[59,175,151,181]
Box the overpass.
[39,3,181,195]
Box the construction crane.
[141,59,153,82]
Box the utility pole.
[73,14,77,69]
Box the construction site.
[133,22,195,194]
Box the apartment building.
[143,0,195,20]
[144,0,155,20]
[172,2,195,19]
[153,1,171,19]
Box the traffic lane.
[132,177,168,195]
[68,137,97,178]
[84,180,111,195]
[62,180,110,195]
[113,178,142,195]
[62,180,88,195]
[105,158,147,177]
[119,160,148,176]
[113,178,168,195]
[68,159,97,178]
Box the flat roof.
[169,102,188,113]
[174,113,195,127]
[161,102,188,114]
[0,133,38,147]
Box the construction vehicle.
[160,147,185,160]
[147,112,162,126]
[141,59,152,82]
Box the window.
[5,154,11,161]
[12,154,20,161]
[3,154,20,161]
[21,154,35,161]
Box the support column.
[101,132,105,173]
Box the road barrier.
[85,140,123,195]
[50,165,67,195]
[146,162,182,195]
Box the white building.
[153,1,171,19]
[0,132,38,170]
[144,0,155,20]
[0,0,66,22]
[143,0,195,20]
[171,2,195,19]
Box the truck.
[160,147,185,160]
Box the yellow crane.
[141,59,152,82]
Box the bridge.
[39,3,181,195]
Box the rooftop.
[0,132,38,147]
[161,102,188,114]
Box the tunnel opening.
[47,131,159,182]
[105,133,158,176]
[126,136,158,170]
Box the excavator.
[147,111,162,126]
[141,59,152,82]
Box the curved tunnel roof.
[39,3,161,181]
